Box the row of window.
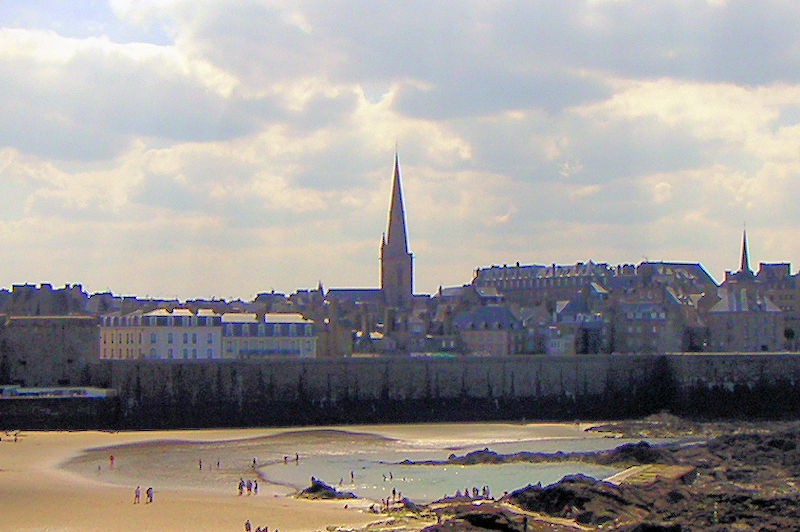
[104,332,217,345]
[223,323,313,337]
[102,315,223,327]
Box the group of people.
[244,519,275,532]
[238,477,258,496]
[198,458,221,470]
[133,485,154,504]
[453,485,491,500]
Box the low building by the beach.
[100,308,223,360]
[100,309,317,360]
[221,313,316,359]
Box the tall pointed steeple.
[380,152,413,307]
[740,228,751,274]
[385,153,409,254]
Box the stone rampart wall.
[92,352,800,405]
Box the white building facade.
[100,308,223,360]
[221,313,316,359]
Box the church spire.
[385,152,408,255]
[380,152,413,307]
[740,228,751,274]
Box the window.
[150,333,157,344]
[207,332,213,344]
[183,348,188,359]
[207,348,213,359]
[192,333,197,344]
[183,333,188,344]
[168,333,174,344]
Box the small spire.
[740,227,751,274]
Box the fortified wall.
[87,353,800,428]
[0,316,98,387]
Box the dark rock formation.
[297,478,356,500]
[595,441,678,466]
[507,474,651,527]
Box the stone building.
[221,313,316,359]
[100,308,223,360]
[701,231,784,352]
[452,305,526,356]
[0,315,98,386]
[756,262,800,349]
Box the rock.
[596,441,678,466]
[508,474,651,526]
[459,507,520,532]
[297,479,357,500]
[617,523,682,532]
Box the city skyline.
[1,1,800,300]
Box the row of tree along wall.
[80,353,800,429]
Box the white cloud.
[2,1,800,297]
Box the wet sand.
[0,423,595,532]
[0,429,377,532]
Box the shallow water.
[62,423,668,504]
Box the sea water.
[254,432,667,503]
[63,424,668,504]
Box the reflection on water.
[62,424,664,504]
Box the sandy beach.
[0,423,598,532]
[0,429,380,532]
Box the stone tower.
[380,153,413,307]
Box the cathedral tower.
[380,153,413,307]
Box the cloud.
[2,1,800,297]
[0,27,265,161]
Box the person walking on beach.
[134,486,140,504]
[146,486,153,503]
[198,458,202,470]
[253,479,258,495]
[244,519,251,532]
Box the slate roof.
[452,305,522,330]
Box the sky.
[1,0,800,300]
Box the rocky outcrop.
[297,478,357,500]
[508,474,652,527]
[402,423,800,532]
